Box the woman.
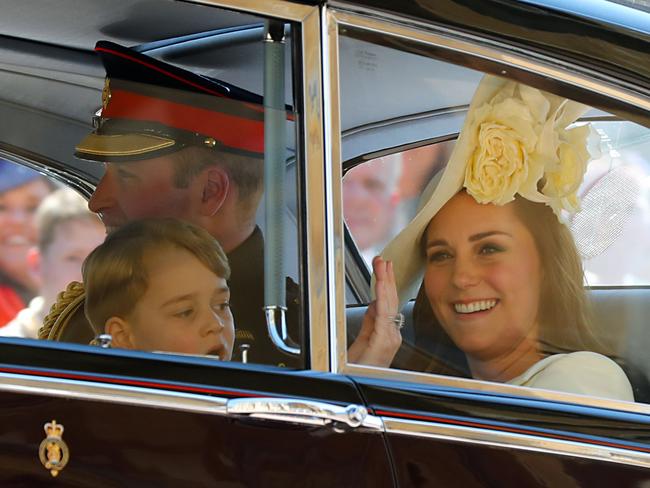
[0,159,53,326]
[368,75,634,401]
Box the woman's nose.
[451,257,481,289]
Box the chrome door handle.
[226,397,383,430]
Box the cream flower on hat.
[378,75,600,308]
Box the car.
[1,0,650,485]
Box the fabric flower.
[542,124,596,217]
[459,81,596,220]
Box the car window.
[339,23,650,406]
[0,3,306,369]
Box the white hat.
[379,75,597,308]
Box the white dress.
[508,351,634,402]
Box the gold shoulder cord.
[38,281,85,340]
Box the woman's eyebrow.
[469,230,512,241]
[425,238,448,249]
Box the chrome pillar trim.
[329,9,650,112]
[189,0,314,22]
[384,418,650,469]
[301,6,330,372]
[323,7,348,374]
[343,363,650,415]
[0,373,228,415]
[228,397,383,430]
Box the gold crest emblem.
[101,78,112,112]
[38,420,69,477]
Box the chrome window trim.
[384,418,650,469]
[190,0,315,22]
[328,8,650,415]
[301,6,330,372]
[323,6,348,373]
[0,372,228,415]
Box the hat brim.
[378,75,510,308]
[75,132,178,163]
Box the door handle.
[226,397,383,431]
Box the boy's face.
[115,245,234,360]
[39,218,106,307]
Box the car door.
[329,1,650,485]
[1,340,392,486]
[0,0,396,485]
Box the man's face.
[39,218,106,308]
[88,154,196,232]
[343,159,399,250]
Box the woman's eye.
[214,302,230,312]
[427,250,451,263]
[479,244,503,255]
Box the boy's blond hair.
[83,217,230,334]
[36,188,102,252]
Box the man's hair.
[171,146,264,218]
[36,188,102,252]
[83,217,230,334]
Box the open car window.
[0,2,306,369]
[339,21,650,406]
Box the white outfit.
[509,351,634,402]
[0,296,45,339]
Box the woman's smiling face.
[423,191,542,364]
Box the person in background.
[0,159,53,327]
[343,154,402,263]
[1,188,105,338]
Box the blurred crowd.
[0,159,104,337]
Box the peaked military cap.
[75,41,267,162]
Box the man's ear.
[105,317,136,349]
[200,167,229,216]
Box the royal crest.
[38,420,70,477]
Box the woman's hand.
[347,256,402,367]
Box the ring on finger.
[387,313,404,330]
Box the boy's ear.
[199,167,229,216]
[105,317,135,349]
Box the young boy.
[83,217,234,360]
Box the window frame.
[326,5,650,415]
